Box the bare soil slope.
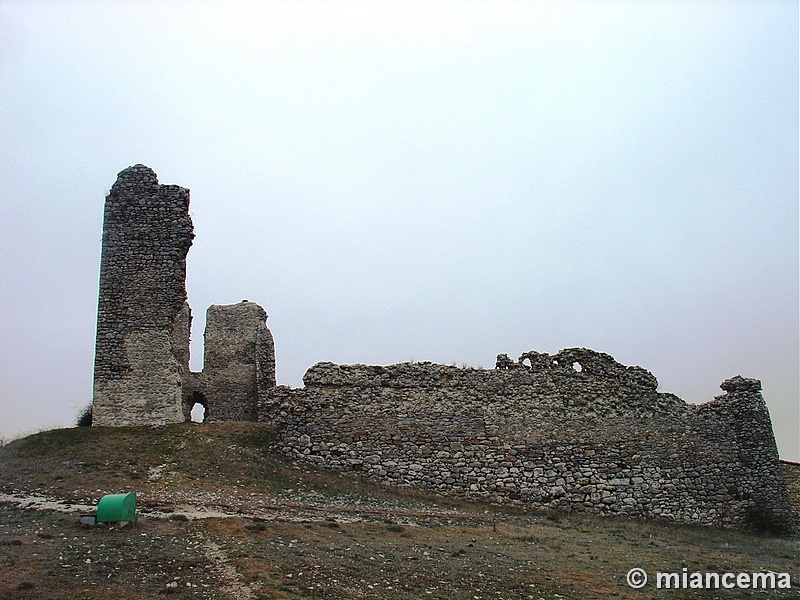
[0,423,796,599]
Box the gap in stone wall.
[187,391,207,423]
[190,403,205,423]
[188,308,205,373]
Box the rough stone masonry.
[92,165,274,426]
[184,301,276,422]
[91,165,795,534]
[92,165,194,426]
[269,353,795,533]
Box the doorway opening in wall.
[190,403,205,422]
[188,392,207,423]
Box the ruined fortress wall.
[89,165,792,532]
[92,165,194,426]
[780,462,800,527]
[271,349,795,533]
[201,301,276,421]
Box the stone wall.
[92,165,194,426]
[195,301,276,421]
[780,461,800,528]
[270,349,795,534]
[92,166,277,426]
[89,165,793,533]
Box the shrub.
[76,404,93,427]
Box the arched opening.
[187,391,207,423]
[190,402,206,422]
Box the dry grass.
[0,423,797,599]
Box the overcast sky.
[0,1,797,459]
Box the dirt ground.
[1,423,796,599]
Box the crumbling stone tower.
[92,165,194,426]
[92,165,276,426]
[190,301,276,421]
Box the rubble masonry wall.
[270,349,795,533]
[91,165,793,533]
[198,301,276,421]
[92,165,194,426]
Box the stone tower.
[199,301,276,421]
[92,165,194,426]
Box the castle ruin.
[91,165,795,534]
[92,165,193,426]
[92,165,274,425]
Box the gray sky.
[0,1,797,460]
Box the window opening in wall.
[572,362,583,372]
[188,391,207,423]
[190,402,205,422]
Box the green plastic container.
[96,492,137,523]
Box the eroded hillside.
[0,423,796,599]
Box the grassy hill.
[0,423,797,599]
